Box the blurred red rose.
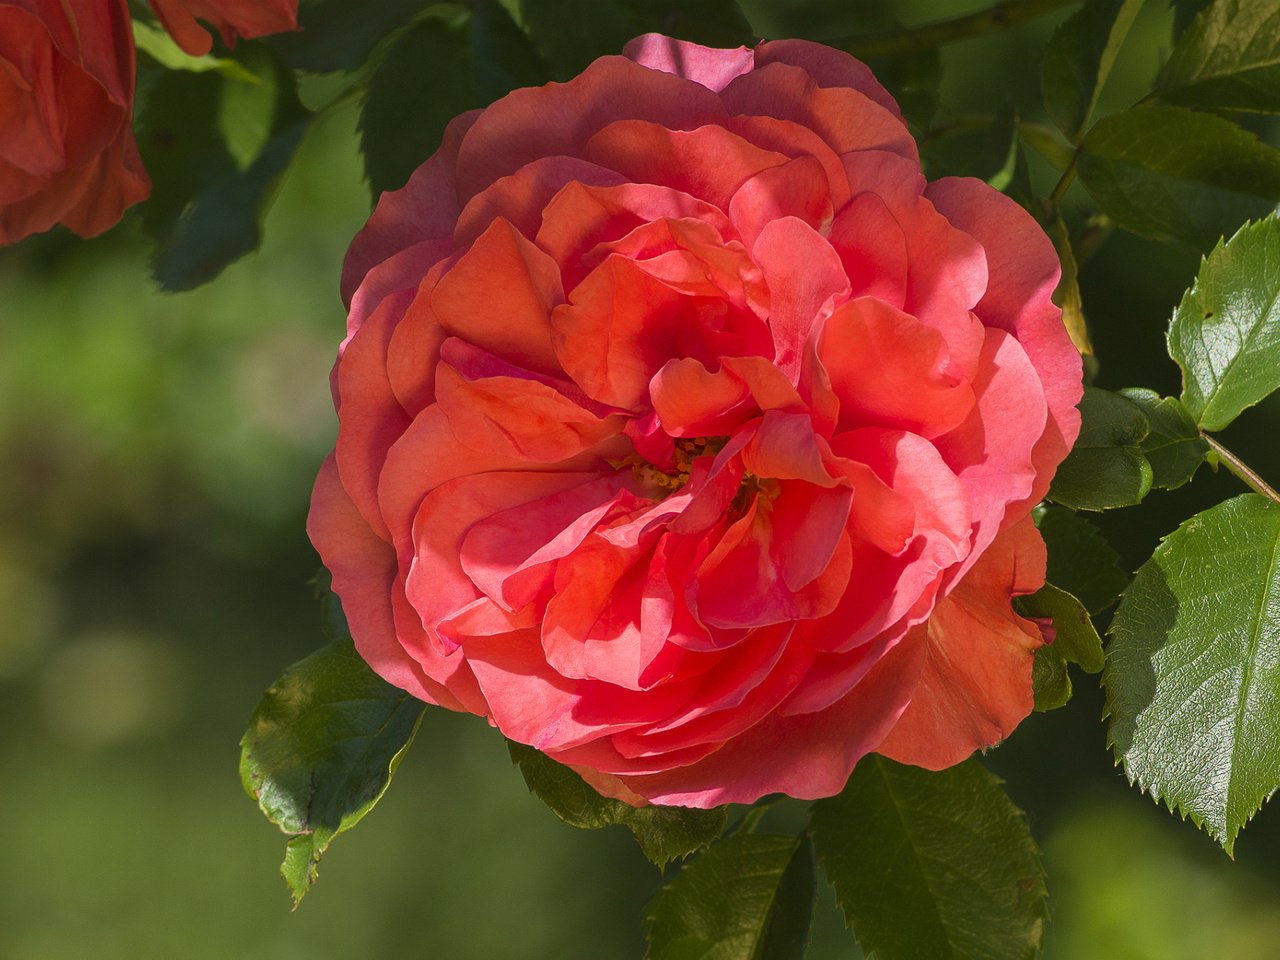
[310,34,1083,807]
[0,0,150,243]
[148,0,298,56]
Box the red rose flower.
[309,35,1083,807]
[0,0,150,244]
[148,0,298,57]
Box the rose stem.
[1204,433,1280,505]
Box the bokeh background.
[4,1,1280,957]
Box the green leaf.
[1048,385,1154,511]
[1020,583,1105,672]
[1017,582,1105,711]
[240,639,426,904]
[1118,388,1210,488]
[1168,216,1280,431]
[268,0,433,73]
[1106,493,1280,855]
[643,833,815,960]
[508,0,639,79]
[812,757,1048,960]
[1077,105,1280,249]
[1049,214,1094,354]
[1171,0,1215,38]
[508,742,726,867]
[1041,0,1145,140]
[136,49,312,291]
[469,0,551,104]
[1156,0,1280,114]
[1035,505,1130,614]
[1031,642,1073,711]
[359,17,474,198]
[132,19,260,83]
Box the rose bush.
[309,34,1083,808]
[148,0,298,57]
[0,0,150,244]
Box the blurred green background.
[5,1,1280,958]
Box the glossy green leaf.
[240,639,426,904]
[644,833,815,960]
[1035,505,1130,614]
[359,17,474,197]
[1018,582,1105,711]
[1118,389,1209,488]
[1168,216,1280,431]
[135,50,312,291]
[1106,494,1280,855]
[508,743,726,867]
[1048,385,1153,510]
[1041,0,1145,140]
[268,0,432,72]
[1078,105,1280,248]
[1156,0,1280,114]
[812,757,1047,960]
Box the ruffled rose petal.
[875,515,1045,768]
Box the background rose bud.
[0,0,150,244]
[310,34,1083,808]
[147,0,298,57]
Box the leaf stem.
[1048,152,1078,205]
[1204,433,1280,504]
[833,0,1079,59]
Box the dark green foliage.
[1118,389,1209,488]
[1041,0,1144,140]
[644,833,815,960]
[1036,505,1131,614]
[1078,106,1280,249]
[1049,386,1154,510]
[812,757,1048,960]
[509,742,727,866]
[135,46,312,291]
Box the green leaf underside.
[1117,389,1209,488]
[136,51,312,291]
[1041,0,1145,140]
[1036,506,1131,615]
[1048,385,1153,510]
[1105,494,1280,855]
[644,833,814,960]
[132,19,260,82]
[1157,0,1280,114]
[812,757,1047,960]
[1032,644,1073,711]
[1168,216,1280,432]
[1078,105,1280,249]
[1021,583,1105,671]
[359,17,474,198]
[1018,583,1105,711]
[239,639,425,904]
[508,743,726,867]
